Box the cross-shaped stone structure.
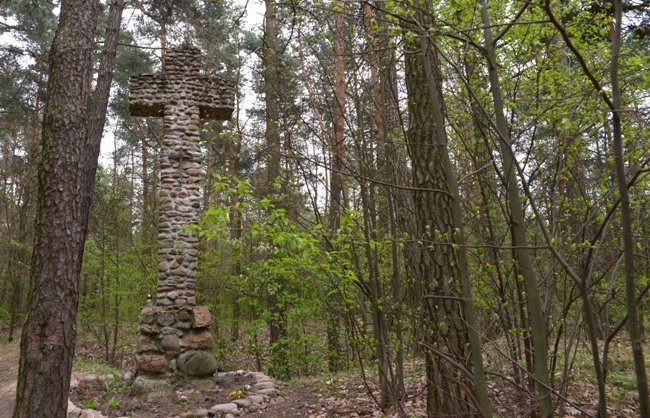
[129,45,235,307]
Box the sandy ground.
[0,340,19,418]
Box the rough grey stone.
[157,312,175,326]
[160,326,177,335]
[256,388,277,397]
[129,46,234,307]
[246,395,264,404]
[139,308,156,324]
[253,380,274,390]
[131,376,173,397]
[181,408,209,418]
[210,403,238,413]
[162,334,181,352]
[79,410,107,418]
[80,374,98,384]
[176,321,191,329]
[232,399,251,408]
[137,335,160,353]
[67,400,81,418]
[177,350,218,377]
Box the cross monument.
[129,45,235,385]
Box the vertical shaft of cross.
[157,102,202,306]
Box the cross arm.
[129,73,236,120]
[195,76,236,120]
[129,73,167,117]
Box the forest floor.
[0,333,418,418]
[0,338,19,416]
[0,329,646,418]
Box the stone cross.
[129,45,235,307]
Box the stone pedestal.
[136,305,217,378]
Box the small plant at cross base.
[107,397,119,409]
[177,395,190,405]
[82,399,97,409]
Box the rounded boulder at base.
[177,350,218,377]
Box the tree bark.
[325,0,347,374]
[264,0,281,191]
[329,0,346,233]
[13,0,123,415]
[12,0,100,416]
[263,0,289,381]
[404,27,484,417]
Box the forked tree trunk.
[610,0,650,413]
[479,1,553,415]
[13,0,123,415]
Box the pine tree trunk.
[12,0,100,416]
[404,32,482,417]
[324,0,347,374]
[263,0,290,381]
[264,0,280,191]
